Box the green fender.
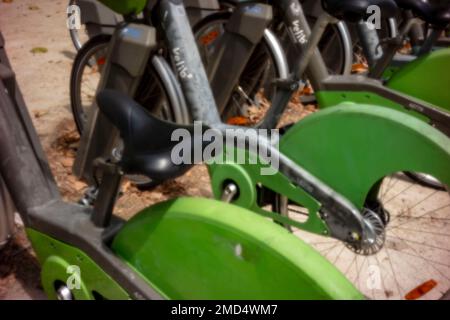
[98,0,147,15]
[387,48,450,112]
[208,103,450,236]
[280,103,450,209]
[111,197,363,299]
[26,228,130,300]
[208,156,329,236]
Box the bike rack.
[185,0,220,26]
[73,23,157,184]
[207,3,273,114]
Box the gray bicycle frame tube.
[257,0,334,129]
[402,9,424,46]
[158,0,370,243]
[152,55,191,124]
[301,0,353,75]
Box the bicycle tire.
[70,34,182,190]
[193,11,284,125]
[70,34,111,133]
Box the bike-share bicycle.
[0,1,368,299]
[70,0,450,299]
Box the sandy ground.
[1,0,75,300]
[1,0,74,147]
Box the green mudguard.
[280,103,450,209]
[112,197,363,299]
[209,104,450,236]
[98,0,147,15]
[387,48,450,112]
[27,229,130,300]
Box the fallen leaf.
[122,181,132,193]
[399,42,412,55]
[60,157,73,168]
[300,85,314,96]
[227,116,251,126]
[287,102,300,110]
[30,47,48,54]
[305,104,316,112]
[73,180,86,192]
[33,110,48,118]
[405,279,437,300]
[28,5,39,10]
[352,63,368,74]
[2,0,14,3]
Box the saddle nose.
[96,90,208,181]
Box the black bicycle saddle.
[321,0,398,22]
[395,0,450,28]
[96,90,211,181]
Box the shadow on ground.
[0,227,45,300]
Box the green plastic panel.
[280,103,450,209]
[27,229,130,300]
[112,197,363,299]
[208,156,329,236]
[316,90,428,122]
[387,48,450,112]
[99,0,147,15]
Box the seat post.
[356,19,385,68]
[418,27,444,56]
[292,12,338,81]
[368,16,423,78]
[91,158,123,228]
[402,9,425,46]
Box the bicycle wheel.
[70,34,109,133]
[68,0,117,51]
[70,34,179,189]
[193,11,283,126]
[193,10,351,126]
[68,0,90,51]
[70,34,178,132]
[278,173,450,300]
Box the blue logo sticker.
[122,27,142,39]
